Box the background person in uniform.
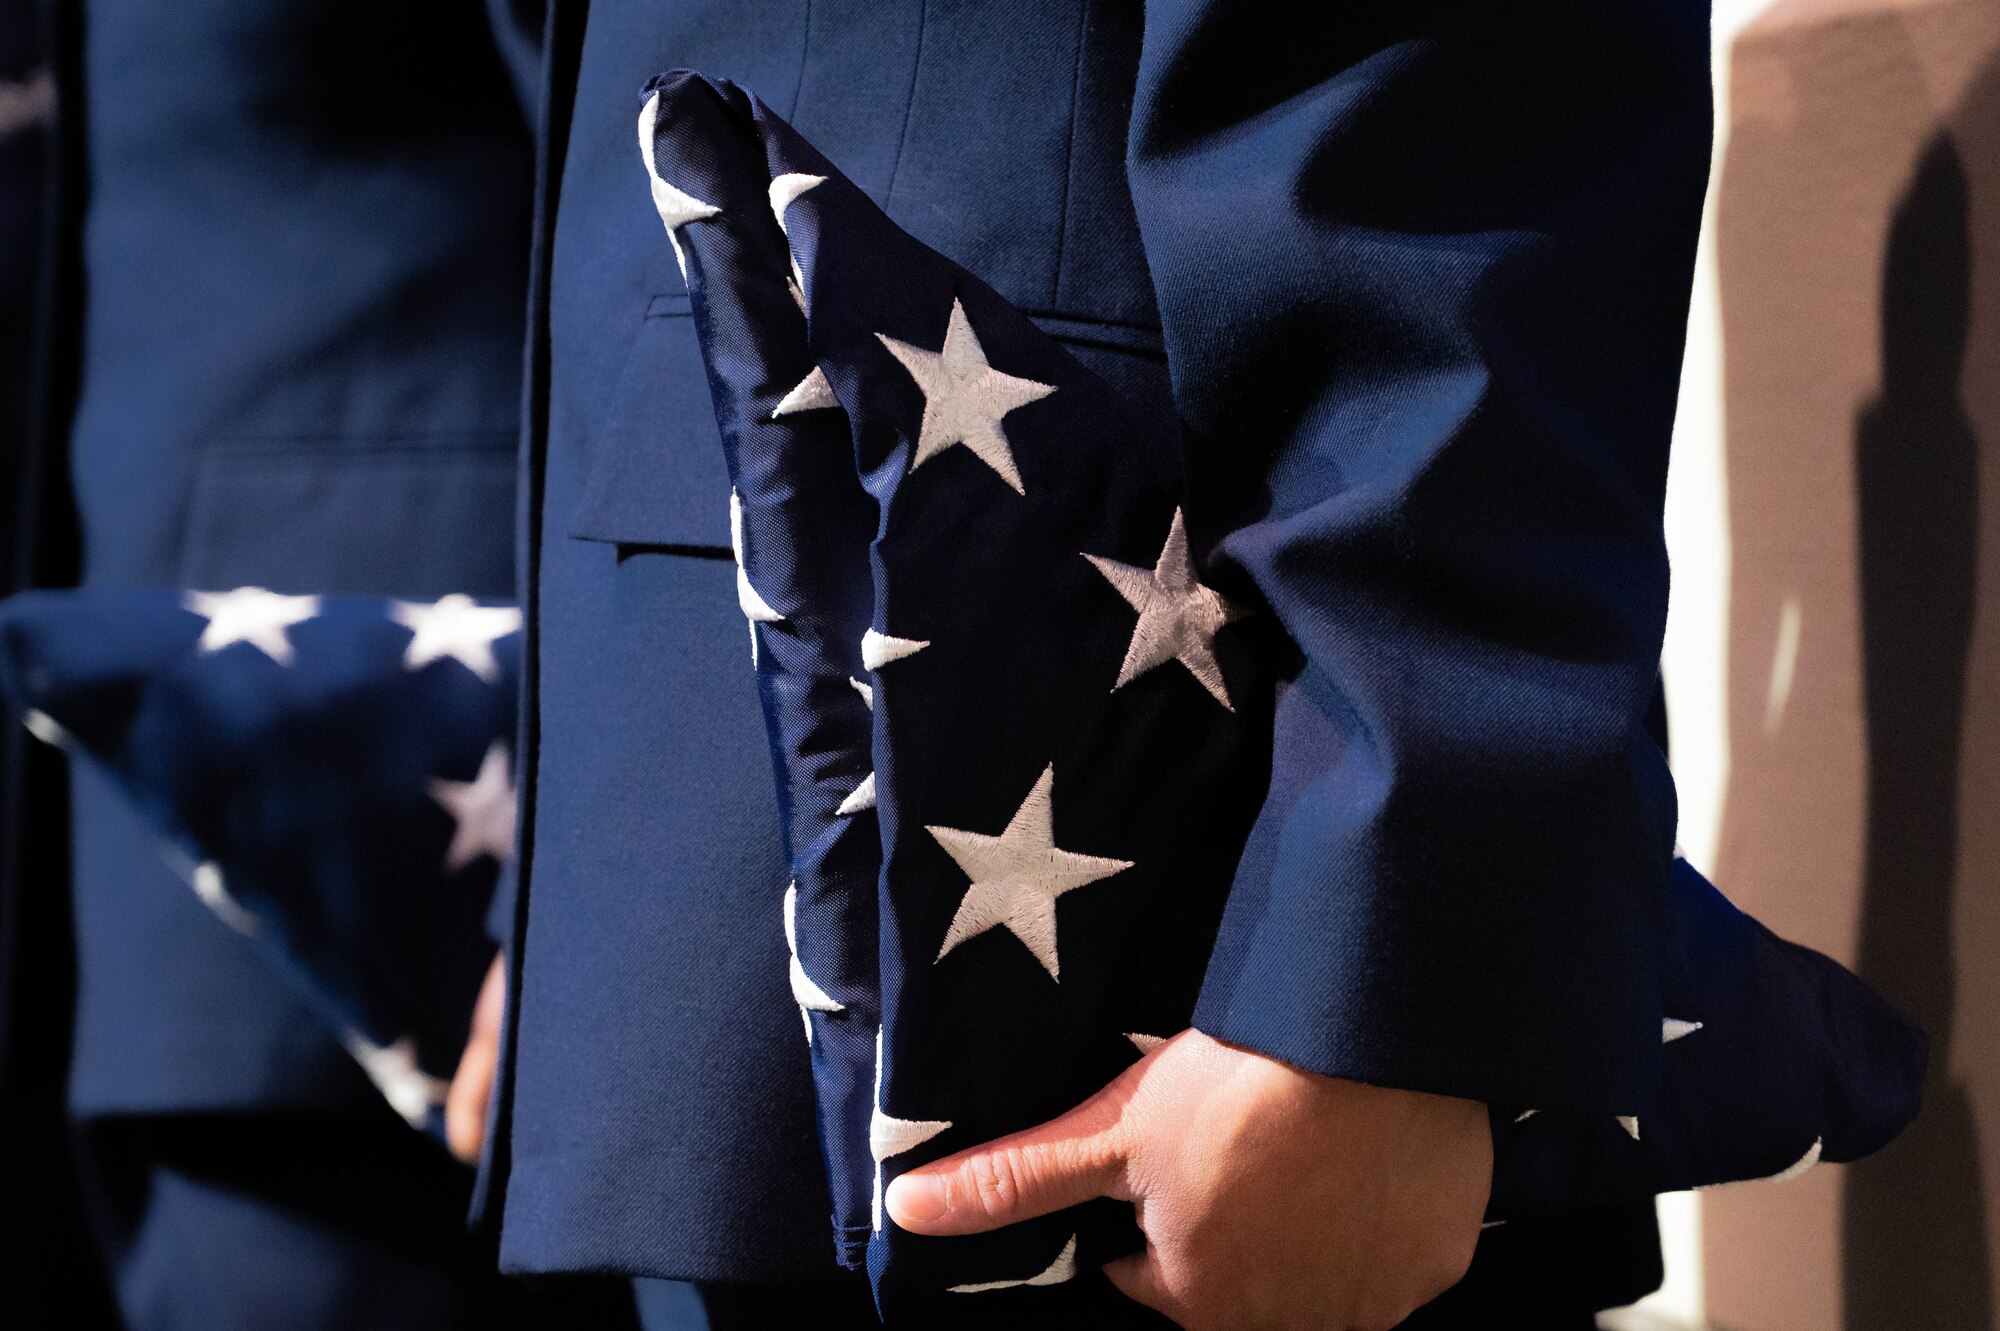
[7,0,627,1325]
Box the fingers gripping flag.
[639,72,1924,1313]
[0,587,520,1137]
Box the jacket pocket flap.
[569,296,733,551]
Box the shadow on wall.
[1843,81,1994,1331]
[1711,8,2000,1328]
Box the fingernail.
[885,1172,948,1229]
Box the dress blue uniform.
[11,0,627,1325]
[495,1,1712,1325]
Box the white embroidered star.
[772,365,838,417]
[388,594,520,684]
[730,490,785,624]
[835,770,877,816]
[927,765,1133,980]
[183,587,320,665]
[1085,508,1249,710]
[1766,1137,1823,1182]
[877,298,1055,494]
[1520,1017,1703,1130]
[861,628,928,670]
[870,1103,953,1160]
[651,176,719,231]
[20,709,68,749]
[637,92,720,278]
[949,1236,1079,1295]
[1617,1017,1704,1141]
[769,173,825,308]
[189,860,260,936]
[729,490,784,664]
[870,1028,951,1231]
[344,1032,449,1129]
[784,882,844,1045]
[768,172,825,233]
[428,742,517,872]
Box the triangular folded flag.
[0,587,521,1135]
[636,70,1925,1313]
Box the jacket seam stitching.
[883,0,929,208]
[1050,0,1089,309]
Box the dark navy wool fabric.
[501,0,1735,1315]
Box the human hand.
[445,952,507,1163]
[884,1029,1490,1330]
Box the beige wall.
[1702,2,2000,1327]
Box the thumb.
[446,952,507,1164]
[885,1067,1139,1237]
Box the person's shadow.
[1842,116,1995,1330]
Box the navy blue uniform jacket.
[494,0,1712,1300]
[45,0,532,1120]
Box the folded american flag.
[638,70,1925,1314]
[0,586,520,1135]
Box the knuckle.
[962,1151,1028,1221]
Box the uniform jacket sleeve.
[1128,0,1713,1112]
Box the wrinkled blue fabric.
[642,71,1927,1314]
